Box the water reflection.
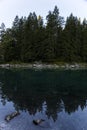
[0,68,87,121]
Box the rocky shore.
[0,62,87,70]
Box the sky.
[0,0,87,28]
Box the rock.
[33,119,45,125]
[5,111,20,122]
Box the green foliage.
[1,6,87,63]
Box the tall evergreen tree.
[46,6,64,61]
[63,14,81,61]
[21,12,38,61]
[81,18,87,61]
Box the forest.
[0,6,87,63]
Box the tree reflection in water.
[0,68,87,121]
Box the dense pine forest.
[0,6,87,63]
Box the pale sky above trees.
[0,0,87,27]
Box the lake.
[0,68,87,130]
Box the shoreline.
[0,62,87,70]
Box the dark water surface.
[0,68,87,130]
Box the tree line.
[0,6,87,63]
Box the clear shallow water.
[0,68,87,130]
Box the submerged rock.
[33,119,45,125]
[5,111,20,122]
[33,119,52,128]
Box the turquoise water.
[0,68,87,130]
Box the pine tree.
[46,6,64,61]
